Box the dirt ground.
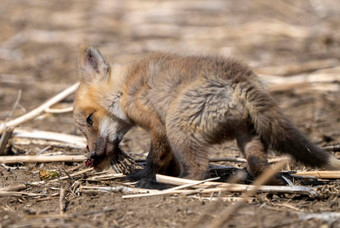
[1,0,340,227]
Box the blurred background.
[1,0,340,135]
[1,1,340,227]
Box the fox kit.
[73,46,340,187]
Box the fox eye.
[86,113,93,126]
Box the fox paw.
[135,178,170,190]
[125,169,150,181]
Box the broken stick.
[0,155,86,164]
[123,177,220,199]
[156,174,316,197]
[293,171,340,179]
[0,83,79,134]
[0,127,13,155]
[0,191,57,197]
[59,187,66,215]
[12,128,86,148]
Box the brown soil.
[1,0,340,227]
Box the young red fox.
[73,46,340,187]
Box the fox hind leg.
[236,133,284,185]
[237,134,268,176]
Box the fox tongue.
[85,158,94,167]
[87,150,106,167]
[86,137,111,168]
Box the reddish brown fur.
[74,47,340,187]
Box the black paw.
[125,169,149,181]
[135,178,171,190]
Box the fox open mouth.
[84,138,137,173]
[85,152,106,168]
[85,137,115,168]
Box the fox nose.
[90,151,97,159]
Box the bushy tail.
[245,86,340,170]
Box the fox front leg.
[127,133,177,189]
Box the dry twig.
[59,187,66,215]
[12,128,86,149]
[0,83,79,134]
[85,173,125,181]
[0,90,22,155]
[80,185,158,195]
[0,155,86,164]
[122,177,220,199]
[323,144,340,152]
[45,106,73,114]
[293,170,340,179]
[188,195,248,203]
[0,184,28,191]
[0,128,13,155]
[0,191,57,197]
[209,156,288,164]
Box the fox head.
[73,46,131,170]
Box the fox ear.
[78,46,110,82]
